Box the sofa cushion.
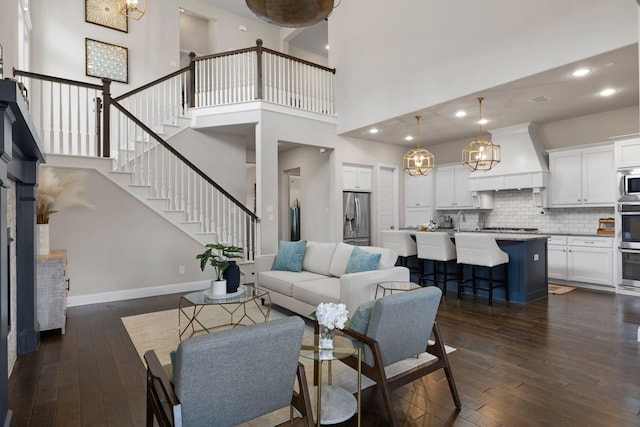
[359,246,398,270]
[329,242,355,277]
[302,242,337,276]
[271,240,307,272]
[292,278,341,309]
[346,246,381,273]
[259,270,326,297]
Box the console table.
[36,250,68,333]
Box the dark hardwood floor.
[9,286,640,426]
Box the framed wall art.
[85,0,128,33]
[85,38,129,84]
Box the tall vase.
[223,261,241,293]
[319,325,335,350]
[37,224,50,255]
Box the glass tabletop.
[300,334,357,361]
[182,285,268,305]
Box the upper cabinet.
[548,143,615,207]
[404,173,432,207]
[435,165,474,209]
[614,137,640,169]
[343,165,372,192]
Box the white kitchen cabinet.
[567,236,613,286]
[405,207,432,227]
[614,137,640,169]
[547,235,568,281]
[548,144,615,207]
[343,165,372,192]
[405,173,432,207]
[435,165,473,209]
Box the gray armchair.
[144,316,313,427]
[339,287,461,426]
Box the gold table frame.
[178,285,271,341]
[300,334,361,427]
[375,281,422,298]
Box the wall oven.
[618,203,640,289]
[617,169,640,202]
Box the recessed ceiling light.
[478,119,488,125]
[600,88,617,97]
[369,128,379,134]
[326,45,330,50]
[405,136,414,141]
[455,110,466,118]
[572,68,591,77]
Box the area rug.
[548,283,576,295]
[122,304,455,425]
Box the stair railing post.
[95,97,102,153]
[256,39,263,100]
[189,52,196,108]
[101,78,111,158]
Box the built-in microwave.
[617,169,640,202]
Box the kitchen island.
[413,231,549,304]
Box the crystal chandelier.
[403,115,434,176]
[462,97,500,171]
[245,0,335,28]
[118,0,147,21]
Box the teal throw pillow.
[345,246,381,274]
[272,240,307,272]
[347,299,376,335]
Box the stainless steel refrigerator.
[343,191,371,246]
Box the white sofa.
[256,241,410,317]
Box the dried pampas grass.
[36,167,93,224]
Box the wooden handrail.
[110,99,259,221]
[114,66,191,101]
[13,68,103,90]
[261,46,336,73]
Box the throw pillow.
[347,299,376,335]
[271,240,307,272]
[345,246,381,274]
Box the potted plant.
[196,243,244,295]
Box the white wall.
[0,1,19,77]
[179,11,212,55]
[329,0,638,134]
[169,127,248,202]
[48,168,215,298]
[30,0,180,95]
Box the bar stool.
[454,233,509,306]
[415,231,457,294]
[381,230,418,269]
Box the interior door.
[378,166,397,243]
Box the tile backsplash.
[441,189,614,235]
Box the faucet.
[457,210,465,232]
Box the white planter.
[210,279,227,296]
[37,224,50,255]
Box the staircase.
[14,40,336,261]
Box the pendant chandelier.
[245,0,335,28]
[403,115,434,176]
[462,97,500,171]
[117,0,147,20]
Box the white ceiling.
[192,1,639,148]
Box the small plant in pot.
[196,243,244,295]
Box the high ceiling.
[192,1,638,148]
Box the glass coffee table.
[178,285,271,341]
[375,281,422,298]
[300,334,361,427]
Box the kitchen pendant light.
[403,115,434,176]
[462,97,500,172]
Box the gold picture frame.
[85,39,129,84]
[85,0,128,33]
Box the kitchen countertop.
[402,227,614,239]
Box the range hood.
[468,122,549,193]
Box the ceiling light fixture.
[572,68,591,77]
[369,128,379,134]
[600,88,617,97]
[403,115,434,177]
[246,0,336,27]
[405,136,414,141]
[455,110,467,118]
[118,0,147,20]
[462,97,500,172]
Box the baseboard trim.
[67,280,211,307]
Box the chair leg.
[457,263,463,299]
[504,263,510,302]
[146,390,154,427]
[488,266,494,306]
[432,324,462,409]
[442,261,448,296]
[471,266,477,295]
